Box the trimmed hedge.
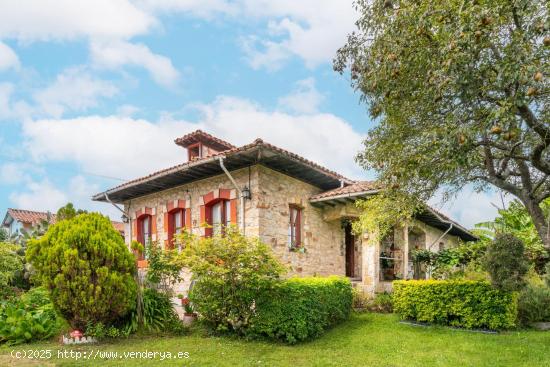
[247,276,353,344]
[393,280,517,330]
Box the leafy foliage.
[0,228,7,242]
[56,202,87,221]
[120,288,185,335]
[517,282,550,325]
[335,0,550,248]
[0,287,64,345]
[393,280,517,330]
[247,276,353,344]
[26,213,137,329]
[366,292,393,313]
[475,199,549,271]
[173,226,285,333]
[0,242,23,293]
[145,242,182,294]
[483,233,529,291]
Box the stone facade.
[123,163,464,297]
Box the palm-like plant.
[474,199,549,271]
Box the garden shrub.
[545,262,550,287]
[483,233,529,292]
[0,287,65,345]
[0,242,23,293]
[366,292,393,313]
[26,213,137,330]
[174,227,285,333]
[517,279,550,325]
[120,288,185,335]
[247,276,353,344]
[393,280,517,330]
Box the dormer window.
[187,143,202,161]
[175,130,236,163]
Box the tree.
[483,233,529,291]
[475,198,549,271]
[56,202,87,221]
[26,213,137,330]
[0,242,23,291]
[335,0,550,248]
[173,226,285,332]
[0,228,7,242]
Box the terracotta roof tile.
[310,181,381,200]
[174,129,236,150]
[6,209,57,225]
[95,138,353,199]
[110,221,125,233]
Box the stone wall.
[123,166,262,296]
[256,166,346,277]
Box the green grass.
[1,313,549,367]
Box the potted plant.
[176,293,185,306]
[181,297,197,325]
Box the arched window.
[167,208,187,248]
[136,214,152,259]
[207,199,231,237]
[288,205,302,248]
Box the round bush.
[27,213,137,329]
[483,233,529,292]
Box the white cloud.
[0,162,30,185]
[238,0,357,69]
[6,174,121,219]
[0,0,154,42]
[136,0,238,18]
[278,78,324,114]
[33,68,118,118]
[21,96,365,181]
[429,188,513,229]
[90,40,180,88]
[138,0,359,69]
[0,42,20,71]
[9,179,67,212]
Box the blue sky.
[0,0,504,228]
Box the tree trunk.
[522,197,550,250]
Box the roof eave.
[309,189,380,203]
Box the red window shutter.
[131,219,138,241]
[151,214,156,236]
[163,212,169,233]
[185,208,191,229]
[230,199,238,225]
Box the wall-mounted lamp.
[122,214,129,223]
[242,186,251,200]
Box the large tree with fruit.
[335,0,549,247]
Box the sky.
[0,0,507,228]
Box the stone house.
[93,130,475,295]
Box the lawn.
[1,313,549,367]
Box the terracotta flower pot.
[182,313,197,326]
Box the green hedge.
[247,276,353,344]
[393,280,517,330]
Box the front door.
[345,222,355,277]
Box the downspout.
[219,157,245,235]
[428,213,454,251]
[104,193,130,241]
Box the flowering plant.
[182,297,194,314]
